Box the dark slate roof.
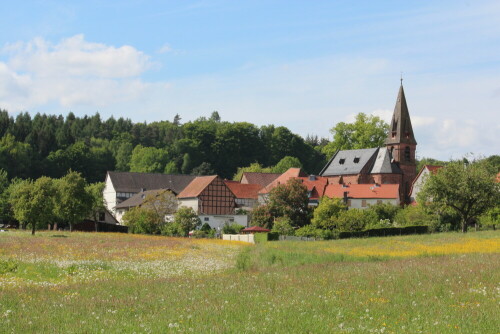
[369,147,403,174]
[107,171,196,194]
[115,189,174,209]
[320,148,378,176]
[385,84,417,145]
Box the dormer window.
[339,158,345,165]
[353,157,360,163]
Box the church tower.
[385,82,417,203]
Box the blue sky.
[1,1,499,160]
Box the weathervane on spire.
[400,71,403,85]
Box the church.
[319,83,417,204]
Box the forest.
[0,110,328,183]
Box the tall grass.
[0,231,498,333]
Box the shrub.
[336,208,378,232]
[222,223,244,234]
[0,259,18,274]
[272,216,295,235]
[366,202,401,223]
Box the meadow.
[0,231,499,333]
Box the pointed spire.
[384,83,417,145]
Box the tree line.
[0,110,328,182]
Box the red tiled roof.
[259,168,308,194]
[425,165,443,174]
[324,184,400,199]
[224,182,262,199]
[177,175,218,198]
[240,172,281,187]
[241,226,271,232]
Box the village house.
[103,171,195,216]
[409,165,443,203]
[176,175,248,230]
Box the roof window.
[353,157,360,163]
[339,158,345,165]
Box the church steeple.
[385,83,417,146]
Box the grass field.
[0,231,499,333]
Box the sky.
[0,0,499,160]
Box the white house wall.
[178,199,199,212]
[410,168,431,202]
[103,174,117,215]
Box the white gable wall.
[103,173,117,215]
[410,168,431,203]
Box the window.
[204,217,209,221]
[361,199,367,207]
[353,157,360,163]
[99,212,105,221]
[339,158,345,165]
[346,200,351,207]
[404,146,411,161]
[377,200,382,205]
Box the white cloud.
[158,44,172,54]
[0,35,153,111]
[370,109,392,123]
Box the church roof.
[370,147,403,174]
[319,148,378,176]
[385,84,417,145]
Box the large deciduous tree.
[9,177,57,235]
[418,158,500,232]
[56,171,92,232]
[322,113,388,157]
[311,197,346,230]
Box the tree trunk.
[69,223,73,232]
[31,225,36,235]
[462,219,468,233]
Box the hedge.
[254,232,280,243]
[338,225,428,239]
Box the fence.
[222,234,255,244]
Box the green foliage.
[336,208,378,232]
[0,259,18,274]
[191,162,215,176]
[271,156,302,173]
[416,157,447,173]
[166,207,201,237]
[366,202,401,223]
[322,113,389,157]
[251,204,274,228]
[0,134,32,179]
[164,161,179,174]
[267,178,310,228]
[222,223,244,234]
[55,171,92,231]
[311,197,346,230]
[0,169,10,223]
[253,232,280,243]
[418,158,500,232]
[295,225,334,239]
[85,182,106,222]
[272,216,295,235]
[9,177,57,234]
[480,206,500,229]
[232,163,272,181]
[122,207,161,234]
[130,145,169,173]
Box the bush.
[336,208,378,232]
[0,259,18,274]
[366,202,401,223]
[295,225,336,239]
[272,216,295,235]
[123,207,161,234]
[222,223,244,234]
